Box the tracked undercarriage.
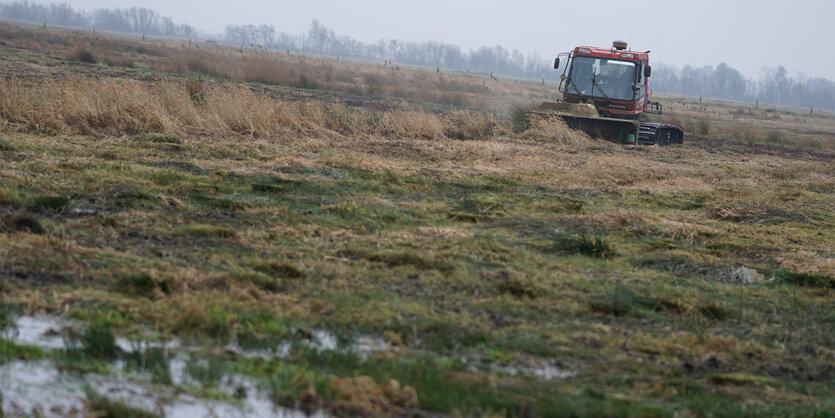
[532,102,684,146]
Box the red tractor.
[534,41,683,145]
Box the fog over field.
[55,0,835,81]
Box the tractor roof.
[574,46,649,62]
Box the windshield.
[567,56,637,101]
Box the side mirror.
[644,65,652,78]
[554,58,560,69]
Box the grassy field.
[1,21,834,417]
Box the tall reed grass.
[0,76,507,141]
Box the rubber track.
[638,123,684,145]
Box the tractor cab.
[554,41,659,118]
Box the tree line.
[2,1,835,111]
[652,63,835,111]
[0,0,196,37]
[223,20,554,80]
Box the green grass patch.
[0,138,15,151]
[772,269,834,288]
[0,188,21,205]
[551,234,615,259]
[125,346,172,384]
[118,272,177,297]
[448,197,505,223]
[495,274,544,299]
[1,213,45,234]
[176,224,237,238]
[189,193,250,211]
[79,322,118,360]
[0,338,47,363]
[30,195,70,211]
[136,133,183,144]
[709,373,778,386]
[253,262,307,279]
[340,247,454,273]
[185,355,228,388]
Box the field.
[0,21,834,417]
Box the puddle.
[69,207,99,216]
[225,330,392,361]
[0,361,86,418]
[0,358,319,418]
[1,314,324,417]
[1,312,574,417]
[463,356,576,381]
[2,314,73,350]
[491,363,576,380]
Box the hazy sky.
[60,0,834,80]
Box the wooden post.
[810,107,814,115]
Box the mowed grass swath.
[1,20,834,417]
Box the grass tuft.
[85,388,159,418]
[67,44,97,64]
[82,323,118,359]
[119,272,176,297]
[495,273,543,299]
[125,346,172,384]
[0,188,21,205]
[341,248,454,273]
[63,323,118,361]
[2,214,45,234]
[30,195,70,211]
[589,286,636,317]
[137,133,183,144]
[177,224,237,238]
[510,104,533,134]
[772,269,834,288]
[186,355,228,388]
[0,138,15,151]
[253,262,307,279]
[551,234,615,259]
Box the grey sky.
[61,0,834,80]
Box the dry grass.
[0,21,559,115]
[158,48,524,110]
[0,76,508,140]
[651,96,835,150]
[521,115,594,146]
